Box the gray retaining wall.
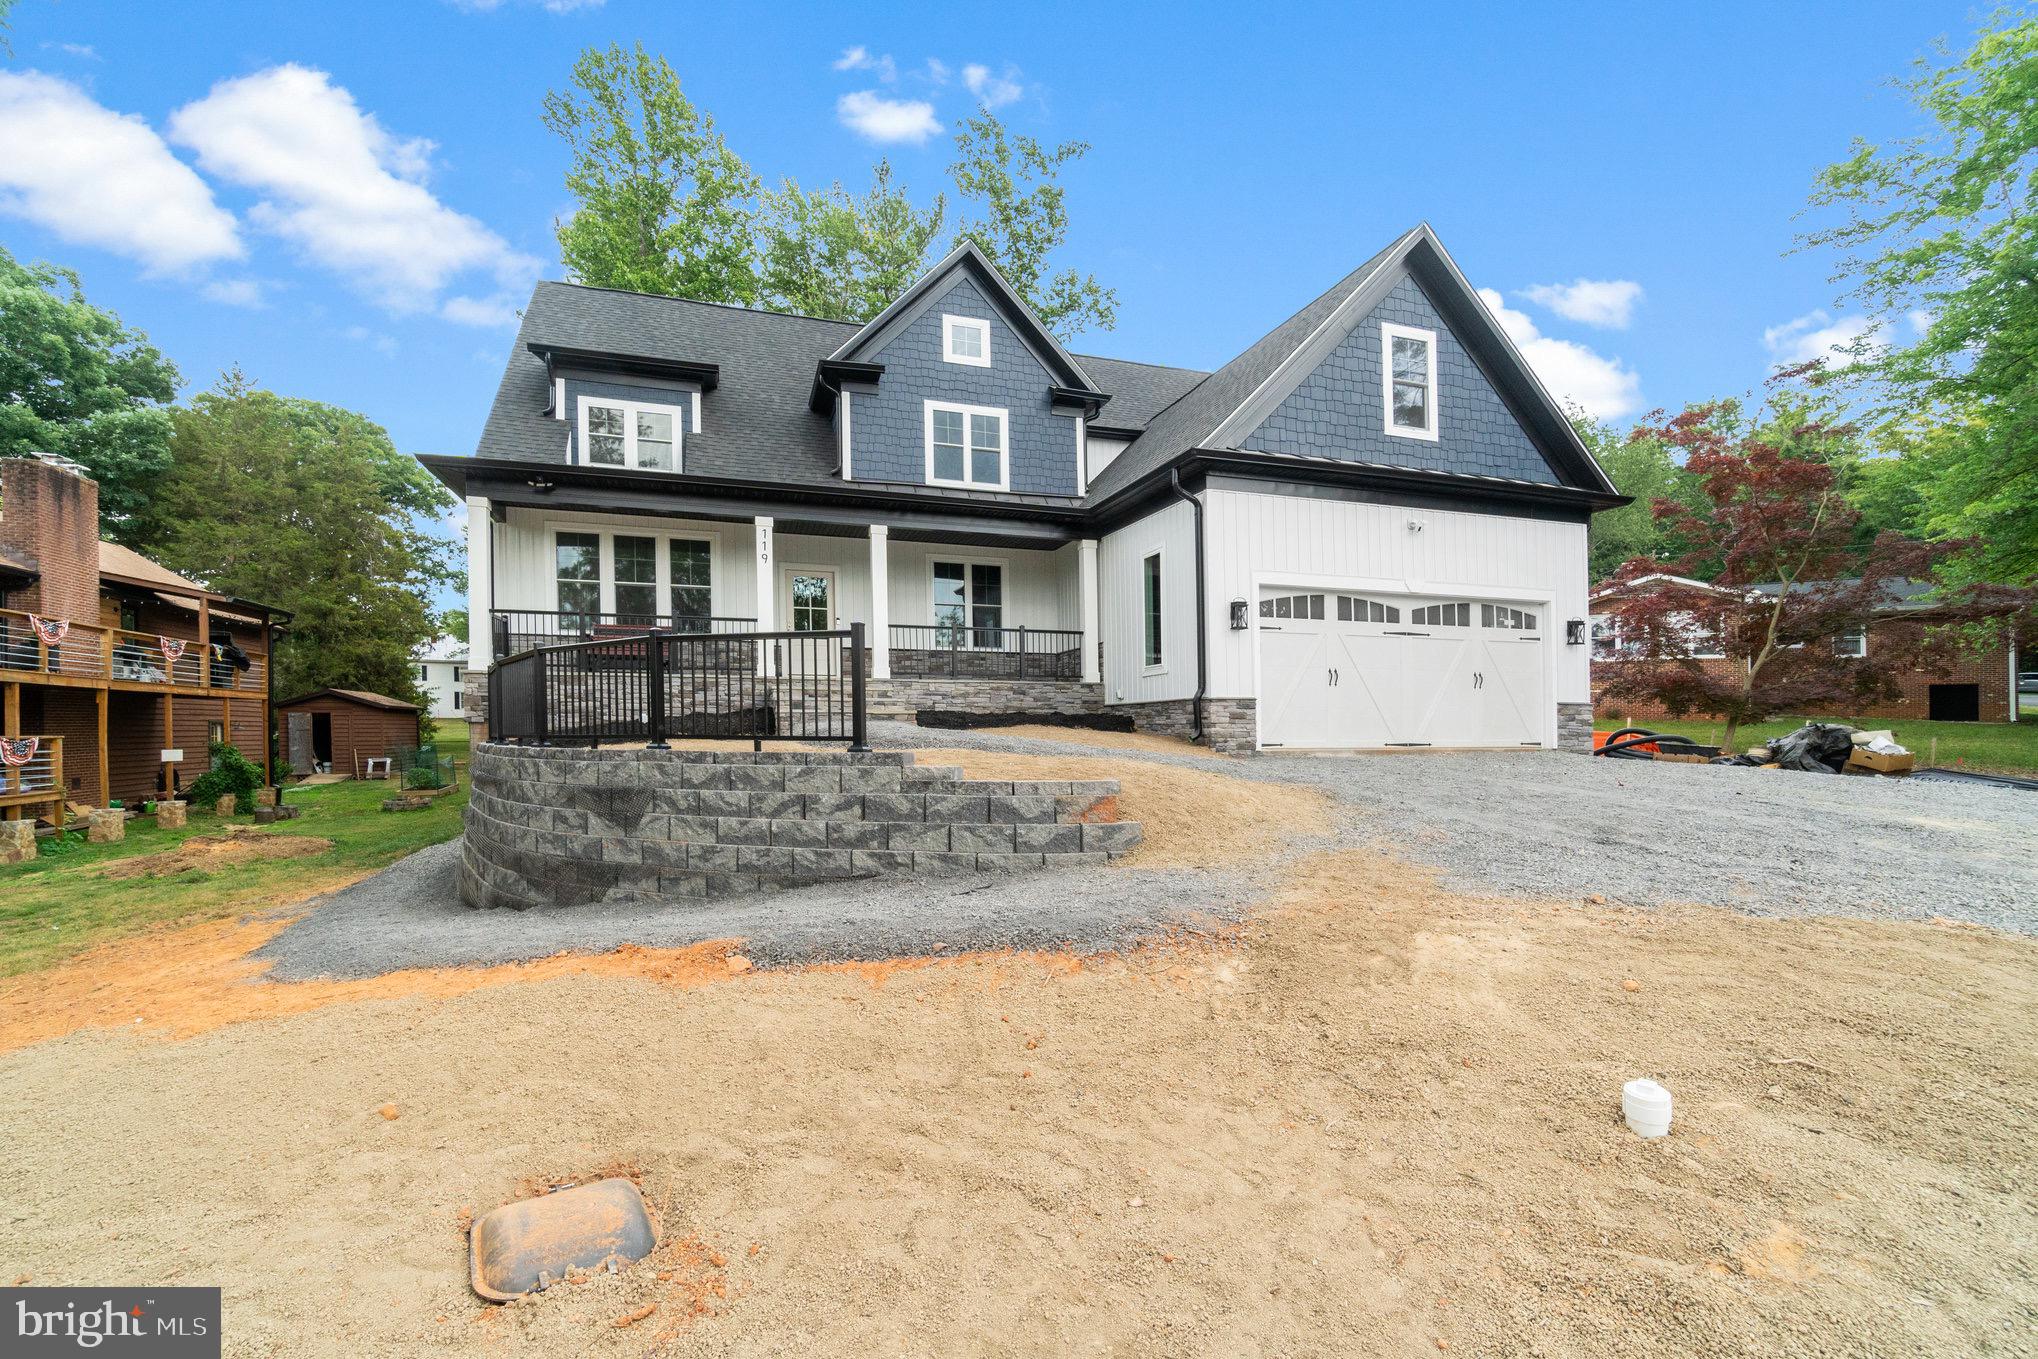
[462,743,1141,910]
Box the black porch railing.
[488,624,868,752]
[491,609,755,660]
[888,624,1084,681]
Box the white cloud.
[1477,287,1642,421]
[168,65,539,312]
[832,46,897,81]
[923,58,951,84]
[1518,278,1643,329]
[44,42,100,60]
[344,324,399,356]
[440,293,521,327]
[836,90,940,144]
[201,278,265,308]
[0,71,242,274]
[962,63,1023,108]
[1762,308,1874,364]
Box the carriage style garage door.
[1256,587,1547,750]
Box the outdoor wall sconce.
[1230,599,1249,630]
[1566,618,1587,646]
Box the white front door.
[1257,588,1546,750]
[779,568,838,675]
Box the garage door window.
[1410,602,1471,627]
[1483,604,1538,630]
[1259,593,1324,620]
[1337,596,1400,623]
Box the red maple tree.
[1594,401,2026,752]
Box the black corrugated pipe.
[1168,465,1207,743]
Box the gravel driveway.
[258,722,2037,980]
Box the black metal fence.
[491,609,756,659]
[488,624,868,752]
[887,624,1085,681]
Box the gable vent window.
[578,397,684,473]
[924,401,1008,490]
[943,314,991,367]
[1382,323,1439,441]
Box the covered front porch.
[468,496,1102,718]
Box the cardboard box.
[1847,747,1915,775]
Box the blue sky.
[0,1,1975,475]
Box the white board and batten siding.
[1205,488,1590,748]
[1098,497,1201,705]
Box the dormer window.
[943,314,991,368]
[578,396,683,472]
[1382,322,1439,441]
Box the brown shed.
[277,689,420,777]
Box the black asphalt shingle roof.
[479,281,1212,496]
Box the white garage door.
[1256,588,1547,750]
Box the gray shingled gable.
[1079,235,1412,502]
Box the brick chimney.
[0,455,102,623]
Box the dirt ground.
[97,828,335,881]
[2,836,2032,1356]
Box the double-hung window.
[671,539,712,628]
[612,535,658,624]
[943,314,990,367]
[925,401,1008,490]
[932,561,1004,647]
[1381,323,1439,441]
[1833,625,1867,658]
[579,397,683,472]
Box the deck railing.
[0,608,264,692]
[489,624,867,752]
[887,624,1085,681]
[0,735,64,827]
[491,610,755,660]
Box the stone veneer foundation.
[462,743,1143,910]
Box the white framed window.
[550,525,718,625]
[942,314,991,367]
[1381,322,1439,441]
[924,400,1009,490]
[1142,550,1164,670]
[417,664,429,683]
[1833,625,1867,658]
[577,396,684,472]
[931,560,1005,646]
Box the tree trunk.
[1721,714,1742,756]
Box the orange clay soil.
[1,849,2031,1356]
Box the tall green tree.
[1801,8,2038,584]
[757,161,947,322]
[949,109,1117,341]
[1580,418,1686,583]
[0,246,180,542]
[150,372,453,712]
[542,42,761,303]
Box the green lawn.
[0,726,470,978]
[1635,714,2038,776]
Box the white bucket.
[1622,1078,1673,1138]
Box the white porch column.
[753,516,776,631]
[1078,537,1101,684]
[868,525,891,679]
[466,495,492,671]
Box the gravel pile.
[258,721,2037,979]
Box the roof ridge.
[535,278,862,329]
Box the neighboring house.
[1591,575,2023,723]
[276,688,420,777]
[413,635,467,720]
[422,225,1627,754]
[0,454,282,814]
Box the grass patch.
[0,727,471,978]
[1631,714,2038,776]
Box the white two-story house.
[422,224,1626,753]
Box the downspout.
[1168,465,1207,744]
